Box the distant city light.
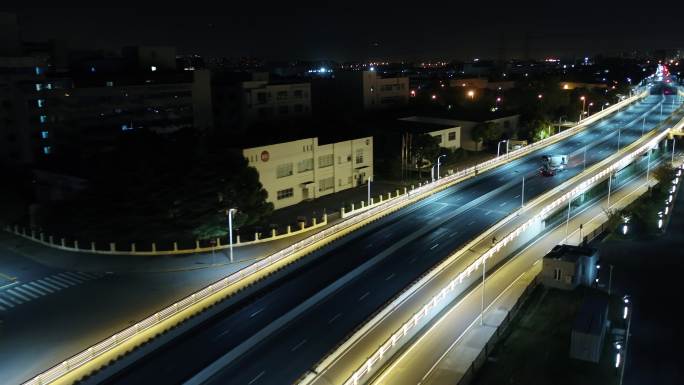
[151,66,157,72]
[467,90,475,98]
[431,94,437,100]
[369,66,375,71]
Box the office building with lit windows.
[243,135,373,210]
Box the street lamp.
[587,102,594,115]
[367,175,373,206]
[580,96,586,120]
[557,115,567,134]
[227,208,237,263]
[497,139,508,158]
[436,154,446,180]
[467,90,475,99]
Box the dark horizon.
[4,2,684,62]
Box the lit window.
[90,66,96,73]
[37,99,45,108]
[151,66,157,72]
[35,84,42,91]
[121,124,133,131]
[46,83,52,90]
[43,146,51,155]
[41,131,49,139]
[39,115,48,123]
[35,67,42,75]
[106,81,114,87]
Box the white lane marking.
[467,221,475,226]
[248,371,265,385]
[385,273,396,281]
[37,279,61,291]
[430,243,439,250]
[15,286,41,298]
[384,232,393,238]
[250,307,265,318]
[409,257,417,264]
[27,281,54,293]
[55,273,83,285]
[359,292,370,301]
[449,232,458,238]
[7,289,31,302]
[484,210,492,216]
[499,202,507,207]
[514,194,520,198]
[2,293,23,305]
[328,313,343,324]
[0,296,15,308]
[47,276,74,287]
[19,284,45,296]
[62,272,90,281]
[365,243,374,249]
[291,339,308,352]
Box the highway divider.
[20,91,647,385]
[304,111,684,385]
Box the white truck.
[540,154,568,176]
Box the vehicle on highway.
[540,154,567,176]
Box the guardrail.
[335,117,682,385]
[4,214,328,255]
[21,91,647,385]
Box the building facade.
[243,136,373,210]
[242,77,311,125]
[397,116,461,150]
[1,62,212,164]
[334,70,409,110]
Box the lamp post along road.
[367,176,372,206]
[673,138,677,164]
[521,176,525,208]
[227,208,237,263]
[436,155,446,180]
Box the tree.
[652,163,675,184]
[411,133,441,179]
[471,121,503,146]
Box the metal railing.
[21,92,647,385]
[338,119,681,385]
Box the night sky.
[5,2,684,61]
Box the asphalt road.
[104,94,681,385]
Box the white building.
[334,70,409,110]
[242,73,311,125]
[397,117,461,150]
[243,136,373,210]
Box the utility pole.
[565,197,572,239]
[608,264,614,295]
[481,256,486,326]
[521,176,525,208]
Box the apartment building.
[333,70,409,110]
[242,74,312,124]
[213,72,312,131]
[243,136,373,210]
[1,66,213,164]
[397,116,461,150]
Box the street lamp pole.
[227,208,237,263]
[367,176,372,206]
[617,127,622,151]
[521,176,525,208]
[673,138,677,164]
[583,146,587,171]
[436,155,446,180]
[641,116,646,136]
[497,140,507,158]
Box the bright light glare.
[623,306,628,319]
[622,224,628,235]
[616,352,621,368]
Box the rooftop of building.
[544,244,598,263]
[572,293,609,335]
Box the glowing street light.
[227,208,237,262]
[467,90,475,99]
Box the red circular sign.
[260,150,270,162]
